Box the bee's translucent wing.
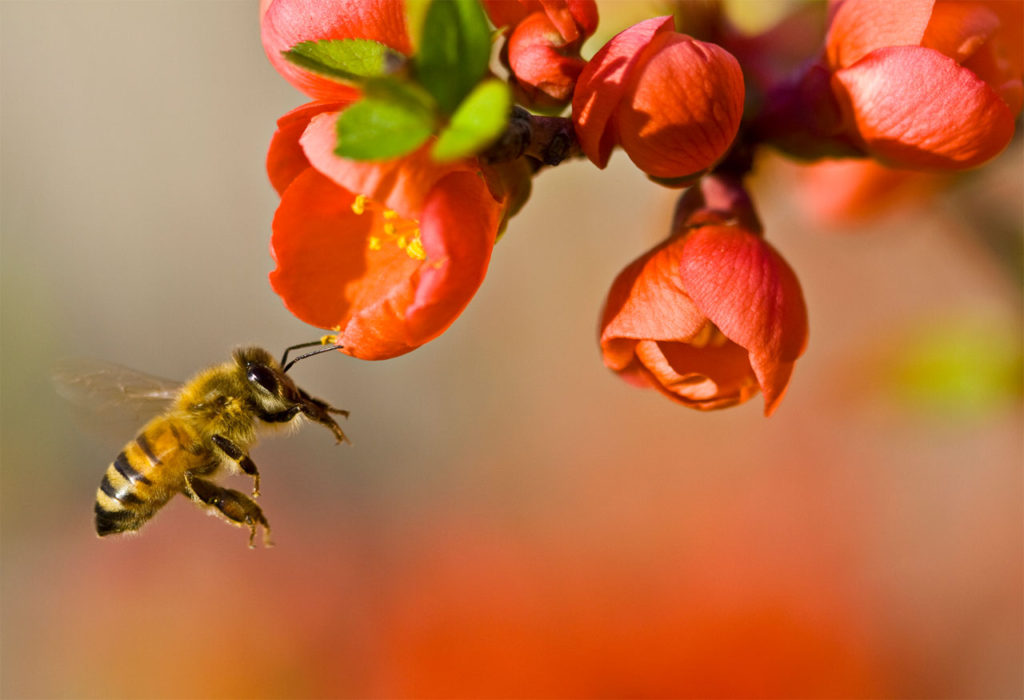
[52,358,182,418]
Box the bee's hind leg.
[183,472,272,548]
[211,434,261,497]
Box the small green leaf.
[335,79,437,161]
[415,0,492,114]
[432,79,511,161]
[284,39,403,83]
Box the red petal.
[616,33,744,179]
[826,0,935,69]
[921,1,999,65]
[634,339,761,410]
[482,0,596,42]
[508,12,585,106]
[270,169,375,329]
[565,0,598,39]
[267,101,347,195]
[261,0,411,100]
[680,227,808,415]
[599,238,707,370]
[833,46,1016,169]
[572,16,675,168]
[481,0,534,31]
[301,112,471,218]
[270,169,421,359]
[404,171,502,344]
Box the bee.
[55,341,348,547]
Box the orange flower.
[262,0,508,360]
[826,0,1021,169]
[267,106,505,360]
[572,16,744,181]
[599,176,807,415]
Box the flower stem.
[481,107,581,167]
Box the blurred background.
[2,1,1020,698]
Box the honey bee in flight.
[55,341,348,547]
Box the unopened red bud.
[573,17,744,180]
[508,11,587,110]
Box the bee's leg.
[211,434,260,497]
[183,472,272,548]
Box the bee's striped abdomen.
[94,421,189,537]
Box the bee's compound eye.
[246,363,279,394]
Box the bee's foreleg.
[183,472,272,548]
[211,434,261,497]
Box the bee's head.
[233,347,300,410]
[232,346,349,443]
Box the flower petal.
[261,0,411,100]
[270,168,379,330]
[404,171,502,344]
[599,237,707,368]
[634,340,760,410]
[301,112,471,218]
[921,1,1000,65]
[572,16,675,168]
[826,0,935,69]
[270,168,427,359]
[680,226,808,415]
[267,101,348,195]
[833,46,1016,169]
[508,11,586,107]
[616,33,744,179]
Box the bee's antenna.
[281,335,340,369]
[282,343,342,373]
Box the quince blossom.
[599,176,807,415]
[262,0,507,360]
[268,107,505,360]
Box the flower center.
[352,195,425,261]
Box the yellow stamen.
[319,334,338,345]
[353,193,427,262]
[406,237,426,261]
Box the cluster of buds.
[260,0,1020,414]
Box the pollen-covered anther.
[350,193,426,261]
[351,194,367,215]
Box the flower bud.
[826,0,1021,169]
[573,16,744,180]
[599,176,807,415]
[507,11,587,110]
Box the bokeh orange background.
[2,2,1021,698]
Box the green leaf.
[432,79,511,161]
[415,0,493,114]
[335,79,437,161]
[283,39,402,83]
